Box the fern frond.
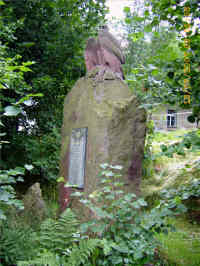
[17,251,62,266]
[39,208,79,254]
[0,225,36,264]
[17,209,100,266]
[67,239,100,266]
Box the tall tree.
[124,0,200,120]
[1,0,107,183]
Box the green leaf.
[92,224,107,234]
[182,192,190,200]
[16,93,43,105]
[71,191,83,197]
[0,210,6,220]
[19,65,32,72]
[132,201,141,209]
[144,24,152,32]
[134,16,144,22]
[20,42,35,48]
[101,239,116,255]
[161,144,167,152]
[0,120,4,127]
[153,31,160,38]
[123,6,130,13]
[100,163,109,169]
[102,170,114,177]
[24,164,34,171]
[152,69,159,76]
[113,243,129,253]
[64,182,78,188]
[8,167,24,175]
[110,165,123,170]
[80,223,89,233]
[4,106,21,116]
[0,191,12,201]
[124,193,136,201]
[137,198,148,206]
[57,176,65,182]
[125,17,132,24]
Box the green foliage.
[72,164,185,265]
[0,223,37,265]
[37,208,79,255]
[157,226,200,266]
[1,0,107,184]
[18,251,64,266]
[143,119,156,178]
[125,0,200,120]
[160,129,200,157]
[161,178,200,203]
[159,174,200,224]
[0,167,25,220]
[66,239,100,266]
[18,239,101,266]
[18,208,101,266]
[0,25,37,219]
[24,126,61,181]
[123,2,182,111]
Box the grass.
[156,217,200,266]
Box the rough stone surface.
[85,26,125,79]
[23,182,47,219]
[59,68,146,214]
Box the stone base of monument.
[59,68,146,217]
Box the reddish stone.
[84,39,124,79]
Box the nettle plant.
[72,164,183,266]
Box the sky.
[106,0,132,20]
[105,0,133,39]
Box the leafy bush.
[160,130,200,158]
[24,126,61,182]
[72,164,185,265]
[160,178,200,223]
[160,179,200,202]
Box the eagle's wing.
[98,31,125,64]
[84,38,99,71]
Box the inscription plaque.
[68,127,88,188]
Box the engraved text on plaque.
[68,127,87,188]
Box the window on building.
[167,110,177,128]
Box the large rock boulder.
[59,68,146,213]
[23,182,47,220]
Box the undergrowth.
[142,128,200,265]
[156,217,200,266]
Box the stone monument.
[85,25,125,80]
[59,27,146,213]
